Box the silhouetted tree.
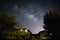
[0,13,19,30]
[0,13,19,39]
[43,9,60,40]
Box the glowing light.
[25,29,28,33]
[20,29,23,31]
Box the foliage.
[0,13,19,40]
[43,9,60,40]
[0,13,19,30]
[31,37,39,40]
[1,28,31,40]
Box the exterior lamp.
[25,29,28,33]
[20,29,23,32]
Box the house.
[38,30,51,40]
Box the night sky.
[0,0,60,34]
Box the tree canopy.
[43,9,60,40]
[0,13,19,30]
